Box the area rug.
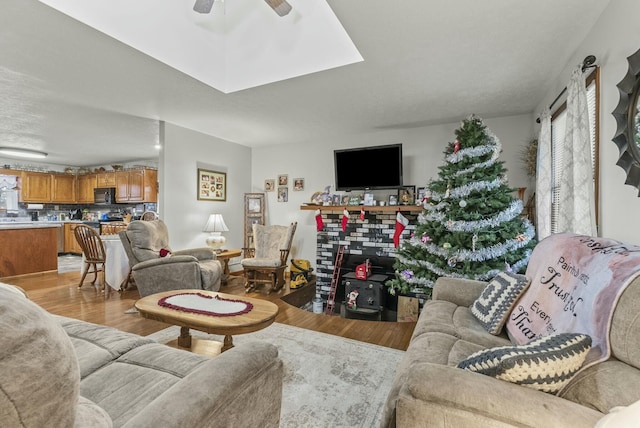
[147,322,404,427]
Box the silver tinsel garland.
[443,131,503,176]
[407,220,535,262]
[424,199,523,231]
[396,250,531,288]
[391,249,532,291]
[445,143,495,164]
[429,176,505,201]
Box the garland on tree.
[386,115,536,297]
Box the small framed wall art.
[264,179,275,192]
[293,178,304,191]
[278,174,288,186]
[197,168,226,201]
[278,186,289,202]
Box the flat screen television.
[334,143,403,191]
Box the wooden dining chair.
[101,222,128,235]
[74,224,107,294]
[140,211,159,221]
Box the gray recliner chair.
[119,220,222,297]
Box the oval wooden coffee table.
[135,289,279,356]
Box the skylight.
[39,0,363,93]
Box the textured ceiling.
[0,0,611,167]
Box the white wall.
[533,0,640,243]
[251,113,534,268]
[159,122,251,271]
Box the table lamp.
[203,213,229,252]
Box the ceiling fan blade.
[193,0,215,14]
[264,0,292,17]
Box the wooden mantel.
[299,204,423,213]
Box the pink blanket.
[506,233,640,370]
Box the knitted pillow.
[471,271,531,335]
[457,333,592,394]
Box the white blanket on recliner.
[506,233,640,369]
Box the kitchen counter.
[0,222,63,230]
[0,225,59,277]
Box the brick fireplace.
[314,209,418,307]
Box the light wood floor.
[3,271,415,351]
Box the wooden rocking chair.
[242,222,297,293]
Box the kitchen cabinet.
[64,223,83,254]
[19,167,156,204]
[51,174,76,203]
[21,172,51,202]
[77,174,96,203]
[116,169,157,203]
[96,172,116,187]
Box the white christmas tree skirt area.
[158,293,253,317]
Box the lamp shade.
[203,214,229,232]
[203,214,229,251]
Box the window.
[549,68,600,234]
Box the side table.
[217,249,242,285]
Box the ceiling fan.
[193,0,292,17]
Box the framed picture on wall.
[264,179,275,192]
[197,168,226,201]
[278,174,288,186]
[293,178,304,191]
[278,186,288,202]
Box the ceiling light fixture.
[0,147,48,159]
[264,0,292,16]
[193,0,215,14]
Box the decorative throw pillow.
[457,333,592,394]
[471,271,531,335]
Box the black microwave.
[94,187,116,205]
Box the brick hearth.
[315,210,417,303]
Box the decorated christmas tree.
[386,115,536,297]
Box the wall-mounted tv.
[334,143,403,191]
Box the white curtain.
[557,65,596,235]
[535,108,552,240]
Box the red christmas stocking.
[360,207,365,221]
[315,209,324,231]
[341,209,349,232]
[393,211,409,247]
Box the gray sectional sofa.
[381,237,640,427]
[0,283,283,427]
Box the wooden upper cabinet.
[77,174,96,203]
[115,171,129,202]
[21,172,51,202]
[143,169,158,203]
[116,169,157,203]
[51,174,76,203]
[96,172,116,187]
[19,167,155,204]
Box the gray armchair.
[119,220,222,297]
